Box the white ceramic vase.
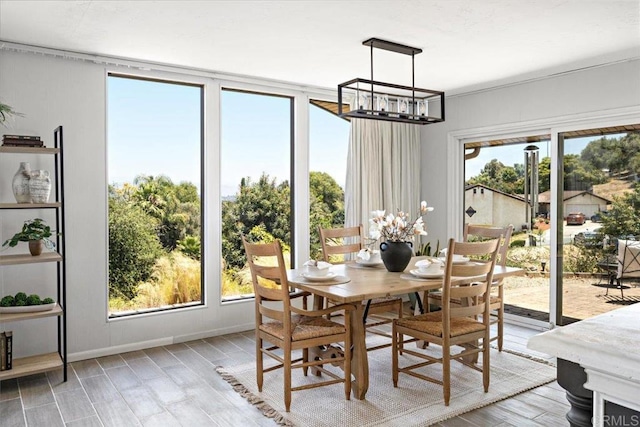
[29,170,52,203]
[12,162,32,203]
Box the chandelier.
[338,38,445,125]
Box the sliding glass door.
[464,124,640,324]
[464,135,552,323]
[559,127,640,322]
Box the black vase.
[379,241,413,272]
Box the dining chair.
[242,237,354,412]
[319,225,404,351]
[392,237,501,406]
[428,224,513,351]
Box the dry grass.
[592,178,634,200]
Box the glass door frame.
[447,106,640,329]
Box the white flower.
[367,202,434,242]
[369,227,381,240]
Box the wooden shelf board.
[0,304,62,322]
[0,352,63,381]
[0,146,59,154]
[0,202,61,209]
[0,252,62,266]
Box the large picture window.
[308,100,350,260]
[220,89,293,301]
[107,74,204,317]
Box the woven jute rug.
[216,343,556,427]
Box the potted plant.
[0,102,24,127]
[2,218,56,256]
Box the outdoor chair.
[242,237,354,412]
[319,225,404,351]
[392,237,501,406]
[428,224,512,350]
[615,238,640,298]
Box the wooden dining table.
[287,256,525,400]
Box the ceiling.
[1,1,639,95]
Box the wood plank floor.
[0,322,568,426]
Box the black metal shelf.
[0,126,66,382]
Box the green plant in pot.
[2,218,56,256]
[0,102,24,127]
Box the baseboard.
[68,321,255,362]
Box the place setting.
[401,258,445,281]
[347,248,385,269]
[295,260,351,285]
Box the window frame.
[106,72,206,319]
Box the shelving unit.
[0,126,67,381]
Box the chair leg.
[497,287,504,351]
[256,336,264,392]
[392,323,399,387]
[303,348,309,376]
[483,333,490,393]
[344,322,352,400]
[443,343,451,406]
[284,349,292,412]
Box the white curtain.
[345,118,421,238]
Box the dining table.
[287,256,525,400]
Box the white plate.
[410,269,444,279]
[356,258,383,267]
[0,302,56,313]
[415,259,440,267]
[301,272,337,282]
[437,255,470,265]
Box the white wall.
[464,189,526,230]
[0,48,332,360]
[421,59,640,245]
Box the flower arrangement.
[369,201,434,243]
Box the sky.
[107,76,350,196]
[108,75,616,193]
[463,135,623,181]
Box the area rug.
[216,345,556,427]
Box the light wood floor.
[0,322,569,426]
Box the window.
[107,75,203,317]
[308,101,350,260]
[220,89,293,301]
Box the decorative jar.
[12,162,31,203]
[29,170,52,203]
[380,241,413,272]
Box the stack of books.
[0,331,12,371]
[2,134,44,147]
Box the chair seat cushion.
[429,293,500,305]
[363,296,402,306]
[260,315,345,341]
[395,312,485,337]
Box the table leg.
[350,302,369,400]
[310,295,325,376]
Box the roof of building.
[538,190,611,204]
[465,184,526,203]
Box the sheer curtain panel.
[345,118,421,235]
